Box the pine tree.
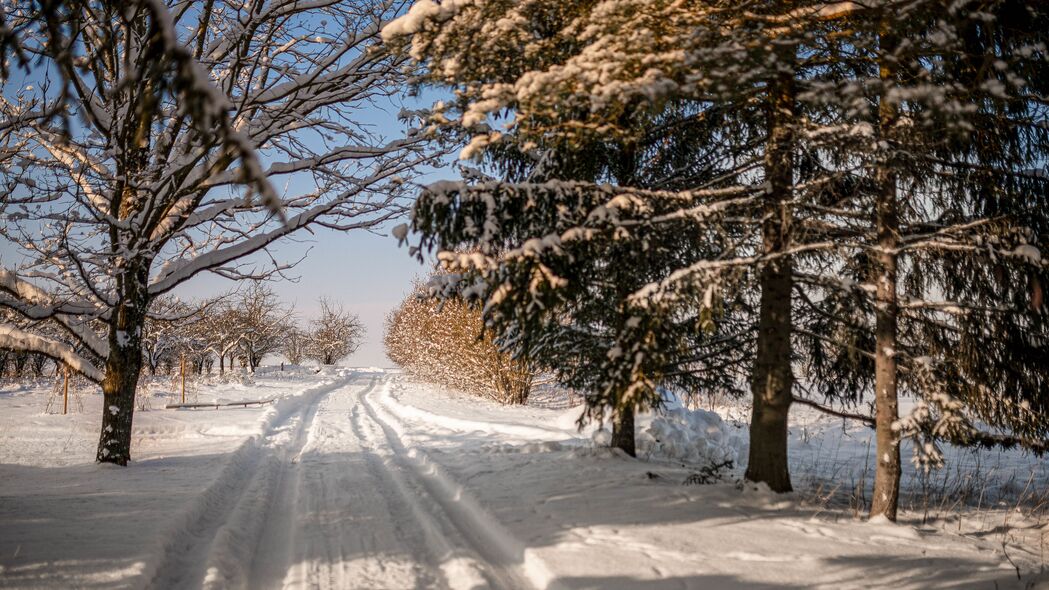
[794,0,1049,520]
[385,0,843,485]
[386,0,1049,502]
[426,104,758,452]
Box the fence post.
[181,355,186,404]
[63,364,69,415]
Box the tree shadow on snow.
[0,453,247,589]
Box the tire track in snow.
[358,378,565,590]
[145,373,354,590]
[270,375,436,590]
[379,383,573,441]
[219,376,358,590]
[349,384,493,590]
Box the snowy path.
[145,373,549,590]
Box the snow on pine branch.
[414,178,759,257]
[895,358,1049,467]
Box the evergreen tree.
[455,106,756,454]
[386,0,838,488]
[795,0,1049,520]
[385,0,1049,503]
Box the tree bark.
[870,23,902,522]
[96,264,150,466]
[745,51,796,493]
[611,405,636,457]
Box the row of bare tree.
[0,309,64,378]
[385,278,533,405]
[0,282,364,380]
[0,348,51,378]
[144,283,364,376]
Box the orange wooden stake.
[181,355,186,404]
[63,365,69,415]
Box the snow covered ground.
[1,370,1046,589]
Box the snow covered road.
[2,370,1046,589]
[239,373,544,590]
[148,373,552,590]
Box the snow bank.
[638,406,745,466]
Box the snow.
[637,406,743,466]
[391,223,410,242]
[0,371,1046,589]
[1014,244,1042,264]
[381,0,465,46]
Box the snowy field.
[1,369,1046,589]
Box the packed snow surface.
[0,370,1046,589]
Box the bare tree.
[306,298,363,366]
[235,282,291,371]
[140,296,203,376]
[200,303,242,375]
[0,0,426,464]
[0,310,72,378]
[281,325,309,366]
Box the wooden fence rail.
[165,398,276,410]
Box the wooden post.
[180,355,186,404]
[63,365,69,415]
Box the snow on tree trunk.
[97,264,150,465]
[745,60,796,494]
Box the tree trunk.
[30,355,45,377]
[611,405,636,457]
[745,52,796,493]
[870,24,902,522]
[746,260,794,492]
[96,265,150,466]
